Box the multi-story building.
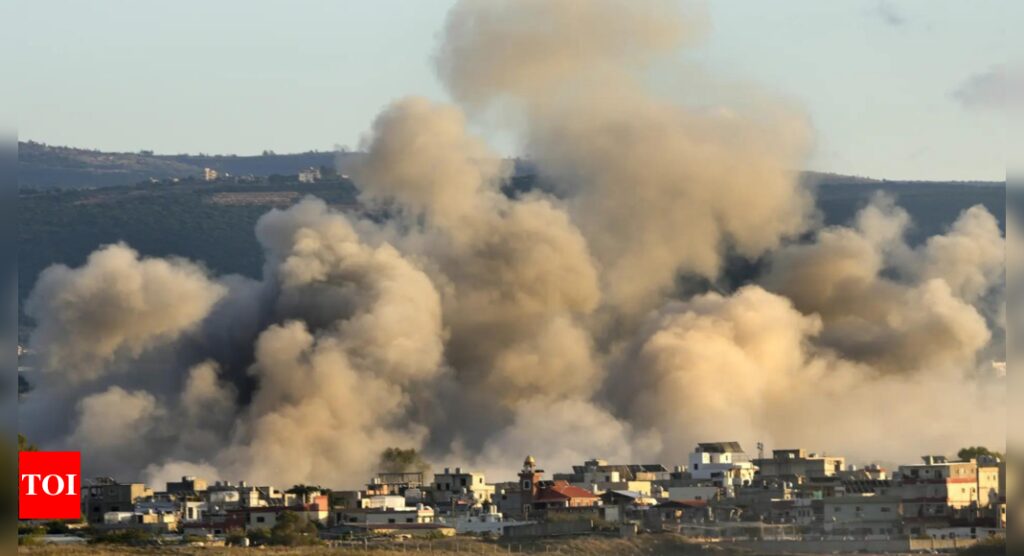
[822,495,902,536]
[237,494,330,530]
[82,478,153,524]
[166,475,208,495]
[367,471,424,497]
[688,442,757,489]
[977,461,1002,507]
[753,449,845,480]
[897,456,979,532]
[430,467,494,505]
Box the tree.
[269,510,319,546]
[958,446,1003,462]
[18,434,37,452]
[379,447,430,474]
[225,528,247,546]
[286,484,324,496]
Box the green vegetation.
[18,433,38,451]
[224,528,247,547]
[957,536,1006,555]
[86,528,156,546]
[268,511,320,546]
[958,446,1003,462]
[16,171,1005,344]
[18,178,359,331]
[285,485,326,496]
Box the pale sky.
[11,0,1019,181]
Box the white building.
[360,495,407,510]
[335,504,435,526]
[298,167,321,183]
[688,442,757,488]
[436,506,513,534]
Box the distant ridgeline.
[17,141,355,189]
[16,141,1005,333]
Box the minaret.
[518,455,543,515]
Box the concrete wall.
[503,520,593,538]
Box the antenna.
[757,441,765,460]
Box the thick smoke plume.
[21,0,1004,486]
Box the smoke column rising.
[20,0,1005,486]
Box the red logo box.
[19,451,81,520]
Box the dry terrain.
[18,535,743,555]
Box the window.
[693,464,699,470]
[388,518,396,524]
[256,516,265,523]
[881,507,891,513]
[461,478,467,487]
[406,518,414,523]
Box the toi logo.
[19,451,81,520]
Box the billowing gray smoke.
[21,0,1004,486]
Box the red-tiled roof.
[534,483,598,502]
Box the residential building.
[430,467,494,505]
[166,475,207,495]
[555,459,670,484]
[531,481,601,511]
[897,456,980,533]
[238,494,330,530]
[753,449,845,480]
[977,462,1001,507]
[688,442,757,489]
[367,471,424,497]
[646,499,709,527]
[436,505,511,534]
[666,485,720,502]
[203,167,219,181]
[335,504,435,526]
[82,478,153,524]
[822,495,902,536]
[298,167,321,183]
[101,509,178,533]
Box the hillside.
[18,141,359,189]
[16,142,1005,336]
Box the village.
[19,442,1006,553]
